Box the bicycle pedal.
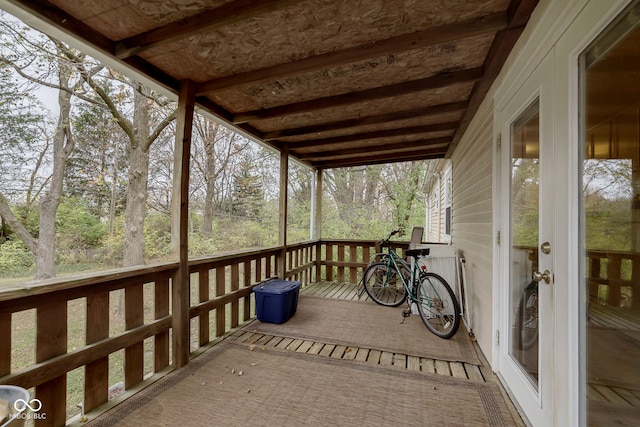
[402,309,412,317]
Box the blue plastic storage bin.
[254,279,301,324]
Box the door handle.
[532,270,552,284]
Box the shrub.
[0,239,35,276]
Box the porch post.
[278,144,289,278]
[314,168,323,239]
[171,79,196,368]
[314,168,323,282]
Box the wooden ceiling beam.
[312,149,447,169]
[508,0,540,28]
[287,122,457,149]
[197,12,508,94]
[115,0,305,59]
[262,101,467,141]
[294,137,451,160]
[233,67,483,124]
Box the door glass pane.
[509,100,540,387]
[581,2,640,424]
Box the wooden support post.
[314,168,323,240]
[171,79,196,369]
[278,144,289,278]
[314,169,323,282]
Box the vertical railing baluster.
[0,312,10,377]
[216,267,226,337]
[198,269,210,347]
[231,264,239,328]
[266,255,272,278]
[349,245,357,284]
[608,254,622,307]
[154,275,170,371]
[326,243,333,281]
[337,244,345,282]
[244,261,252,322]
[125,283,144,389]
[84,292,109,412]
[315,242,322,283]
[36,301,67,427]
[632,254,640,309]
[363,246,371,280]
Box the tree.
[231,156,264,219]
[190,117,249,237]
[62,56,177,266]
[67,92,128,232]
[0,19,81,279]
[381,161,427,235]
[325,165,383,232]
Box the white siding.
[451,105,494,361]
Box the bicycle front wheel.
[416,272,460,339]
[363,262,407,307]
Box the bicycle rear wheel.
[416,272,460,339]
[362,262,407,307]
[515,281,538,350]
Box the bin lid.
[256,279,301,294]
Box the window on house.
[444,172,452,238]
[580,2,640,424]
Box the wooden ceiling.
[7,0,538,169]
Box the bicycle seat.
[405,248,430,258]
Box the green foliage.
[101,215,125,265]
[231,158,264,219]
[56,197,107,249]
[144,213,172,261]
[584,195,631,251]
[0,239,35,276]
[188,232,219,257]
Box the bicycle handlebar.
[378,229,400,245]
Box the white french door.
[497,52,555,426]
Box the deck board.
[237,280,640,414]
[86,279,529,427]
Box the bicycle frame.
[363,230,461,339]
[380,246,420,301]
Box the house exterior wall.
[451,0,636,425]
[450,105,494,360]
[424,160,450,243]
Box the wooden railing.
[587,249,639,309]
[317,239,410,283]
[0,242,320,426]
[187,242,316,350]
[515,246,638,309]
[0,263,178,426]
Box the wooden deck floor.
[300,282,640,414]
[80,280,640,426]
[237,280,487,382]
[84,280,526,426]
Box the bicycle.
[515,279,538,350]
[362,230,461,339]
